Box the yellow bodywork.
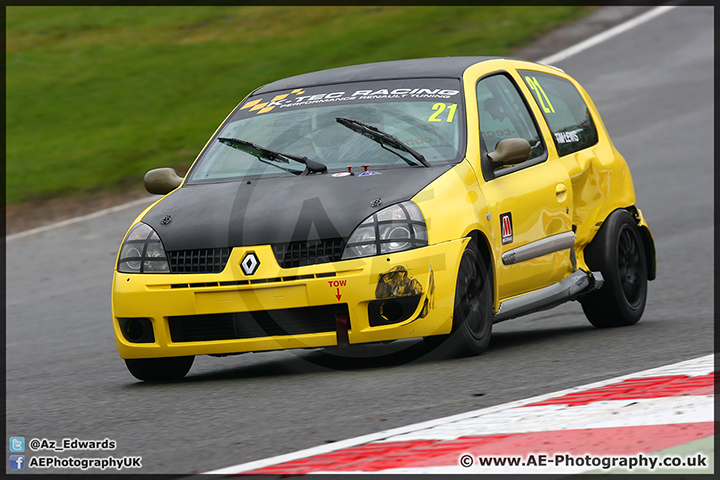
[112,58,646,359]
[113,239,467,358]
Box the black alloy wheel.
[581,209,648,327]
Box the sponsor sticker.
[359,171,382,177]
[500,212,513,245]
[236,80,462,117]
[332,172,352,177]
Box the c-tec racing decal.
[236,79,462,118]
[501,212,513,245]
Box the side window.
[520,70,598,156]
[476,74,545,160]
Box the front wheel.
[580,209,648,327]
[124,356,194,382]
[425,242,493,357]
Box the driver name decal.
[554,131,580,143]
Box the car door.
[475,72,574,300]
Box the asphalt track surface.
[5,6,714,475]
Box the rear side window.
[519,71,598,157]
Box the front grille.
[168,304,349,343]
[273,238,344,268]
[167,248,230,274]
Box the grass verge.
[6,6,593,204]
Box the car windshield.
[187,78,465,182]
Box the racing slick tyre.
[580,209,648,328]
[425,242,493,357]
[124,356,194,382]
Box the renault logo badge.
[240,252,260,275]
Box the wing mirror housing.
[488,138,531,167]
[144,168,183,195]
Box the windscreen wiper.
[335,117,431,168]
[218,137,327,174]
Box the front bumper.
[112,238,468,359]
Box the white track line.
[5,197,156,241]
[202,354,714,475]
[539,5,677,65]
[6,5,678,241]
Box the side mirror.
[487,138,531,167]
[144,168,183,195]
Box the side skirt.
[493,269,603,323]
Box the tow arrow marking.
[328,280,346,301]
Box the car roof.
[254,56,500,95]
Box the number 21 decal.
[428,103,457,122]
[525,76,555,114]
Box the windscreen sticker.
[400,134,450,147]
[237,80,462,117]
[482,128,518,138]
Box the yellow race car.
[112,57,656,382]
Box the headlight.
[342,201,428,260]
[117,222,170,273]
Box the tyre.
[124,356,194,382]
[425,242,493,357]
[580,209,648,327]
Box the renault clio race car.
[112,57,656,382]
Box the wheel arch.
[465,229,497,308]
[584,207,656,282]
[625,206,656,281]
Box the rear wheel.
[425,242,493,356]
[581,209,648,327]
[124,356,194,382]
